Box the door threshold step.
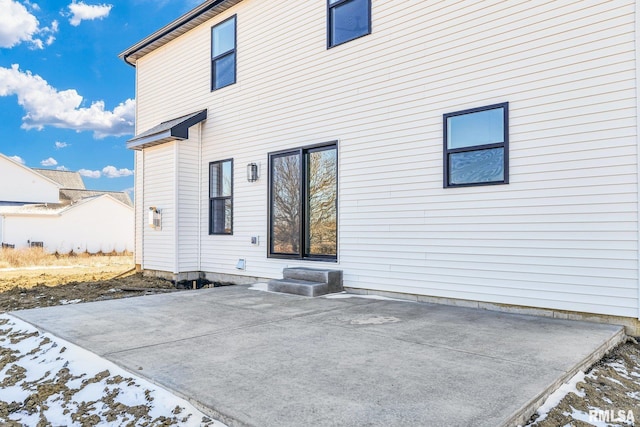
[268,278,331,297]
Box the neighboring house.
[120,0,640,329]
[0,153,134,253]
[0,154,60,207]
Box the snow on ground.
[527,370,587,425]
[525,341,640,427]
[247,282,269,292]
[0,313,227,426]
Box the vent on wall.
[29,241,43,248]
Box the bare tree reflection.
[307,149,337,255]
[272,154,300,253]
[271,147,337,257]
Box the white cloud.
[56,165,69,171]
[24,0,39,11]
[0,0,38,48]
[77,165,134,179]
[0,0,57,49]
[0,64,135,138]
[68,1,112,26]
[102,165,133,178]
[55,141,68,149]
[40,157,57,166]
[78,168,101,178]
[9,155,25,164]
[41,20,58,46]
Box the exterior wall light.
[247,163,259,182]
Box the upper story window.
[211,15,236,91]
[443,103,509,187]
[209,159,233,234]
[328,0,371,48]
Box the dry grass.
[0,247,133,269]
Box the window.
[211,16,236,91]
[269,143,338,260]
[443,103,509,187]
[209,159,233,234]
[328,0,371,48]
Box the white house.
[0,153,60,206]
[120,0,640,331]
[0,153,134,254]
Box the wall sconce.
[247,163,259,182]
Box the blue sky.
[0,0,199,193]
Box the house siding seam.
[635,0,640,320]
[134,0,639,318]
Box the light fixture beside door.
[247,163,259,182]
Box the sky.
[0,0,201,194]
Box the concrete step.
[282,268,343,294]
[268,278,330,297]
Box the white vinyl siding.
[141,144,176,272]
[134,151,143,265]
[177,129,201,271]
[134,0,639,318]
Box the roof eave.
[127,130,177,150]
[127,109,207,151]
[119,0,243,67]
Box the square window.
[443,103,509,187]
[211,16,236,91]
[328,0,371,48]
[209,159,233,234]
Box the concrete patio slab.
[12,285,625,427]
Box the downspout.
[198,122,203,273]
[140,150,145,270]
[636,0,640,320]
[174,141,180,275]
[136,63,144,272]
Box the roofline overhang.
[127,109,207,150]
[119,0,242,67]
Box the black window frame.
[327,0,372,49]
[443,102,509,188]
[209,158,233,235]
[268,142,338,261]
[211,15,237,91]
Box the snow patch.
[531,370,586,424]
[0,314,227,427]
